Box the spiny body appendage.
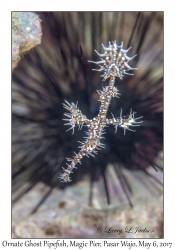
[59,41,142,183]
[62,100,89,134]
[88,40,137,80]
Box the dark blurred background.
[12,12,163,237]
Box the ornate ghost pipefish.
[59,41,142,183]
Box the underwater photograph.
[12,11,163,238]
